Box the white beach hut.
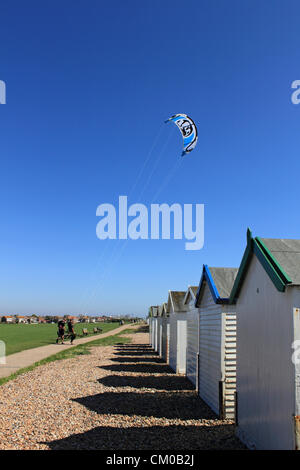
[183,286,199,388]
[148,307,153,347]
[167,291,188,374]
[158,302,169,361]
[195,265,238,419]
[159,303,169,362]
[157,304,164,357]
[148,306,159,351]
[230,229,300,450]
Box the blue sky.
[0,0,300,316]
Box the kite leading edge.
[165,114,198,156]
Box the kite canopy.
[165,114,198,156]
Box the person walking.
[67,318,76,345]
[56,319,65,344]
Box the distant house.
[66,315,79,323]
[17,315,27,324]
[1,315,14,323]
[80,316,89,323]
[45,317,54,323]
[23,316,38,324]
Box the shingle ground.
[0,327,245,450]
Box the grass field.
[0,322,122,356]
[0,328,135,386]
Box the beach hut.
[167,291,188,374]
[229,229,300,450]
[153,306,159,352]
[148,306,159,351]
[148,307,153,348]
[183,286,199,388]
[157,305,164,357]
[195,265,238,419]
[160,302,169,362]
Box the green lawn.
[0,322,122,356]
[0,329,134,387]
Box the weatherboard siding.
[149,317,152,347]
[161,317,166,360]
[199,283,223,416]
[152,318,157,352]
[156,317,162,356]
[169,313,177,372]
[160,320,163,357]
[150,317,155,348]
[236,255,296,450]
[198,282,237,419]
[186,308,199,387]
[155,318,160,353]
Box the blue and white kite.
[165,114,198,156]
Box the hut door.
[177,320,187,374]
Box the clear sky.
[0,0,300,316]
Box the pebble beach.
[0,328,244,450]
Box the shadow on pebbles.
[0,329,245,450]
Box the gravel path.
[0,327,245,450]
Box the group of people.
[56,318,76,345]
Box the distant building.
[79,316,89,323]
[29,316,38,324]
[1,315,15,323]
[66,315,79,323]
[16,315,27,324]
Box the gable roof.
[190,286,198,297]
[195,265,238,307]
[167,291,187,313]
[259,238,300,284]
[183,286,198,305]
[148,306,159,317]
[161,302,168,316]
[158,303,168,316]
[229,229,299,304]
